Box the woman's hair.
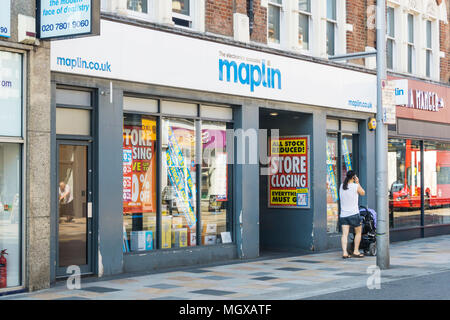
[343,170,357,190]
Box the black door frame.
[54,139,96,278]
[55,139,94,277]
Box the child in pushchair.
[348,206,377,256]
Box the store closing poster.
[123,118,157,214]
[268,136,310,208]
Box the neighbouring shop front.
[48,18,377,279]
[0,50,25,293]
[388,76,450,241]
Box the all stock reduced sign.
[37,0,100,40]
[268,136,310,209]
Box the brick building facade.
[203,0,448,84]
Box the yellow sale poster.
[268,136,310,208]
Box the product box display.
[172,228,188,248]
[221,231,232,244]
[203,235,216,245]
[172,216,183,229]
[205,223,217,234]
[130,230,153,251]
[162,216,172,249]
[188,229,196,246]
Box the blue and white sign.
[393,79,408,106]
[51,20,377,113]
[0,0,11,38]
[0,51,22,137]
[38,0,95,39]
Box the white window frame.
[424,19,433,78]
[325,0,337,57]
[406,12,415,74]
[172,0,193,29]
[101,0,153,21]
[267,0,284,46]
[294,0,312,53]
[386,6,396,71]
[126,0,149,15]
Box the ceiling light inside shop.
[270,112,278,116]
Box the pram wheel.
[367,242,377,256]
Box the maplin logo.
[219,59,282,92]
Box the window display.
[424,142,450,225]
[326,133,339,233]
[122,105,233,252]
[0,51,22,137]
[326,131,358,233]
[388,139,422,228]
[0,143,21,288]
[161,118,197,248]
[201,121,230,245]
[123,114,157,252]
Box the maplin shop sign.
[219,51,282,92]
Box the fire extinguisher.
[0,249,7,288]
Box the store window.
[201,121,231,245]
[0,51,23,289]
[424,142,450,226]
[298,0,311,50]
[123,114,157,252]
[388,139,421,228]
[326,119,359,233]
[122,101,233,252]
[127,0,148,13]
[0,144,21,288]
[268,0,282,44]
[161,117,197,248]
[326,132,339,233]
[326,0,337,56]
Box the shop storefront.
[48,18,377,279]
[0,50,25,292]
[388,76,450,241]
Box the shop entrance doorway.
[259,108,314,255]
[56,141,94,276]
[54,88,96,278]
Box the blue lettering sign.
[39,0,93,39]
[219,59,282,92]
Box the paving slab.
[3,235,450,300]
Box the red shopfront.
[388,76,450,241]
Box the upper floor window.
[407,13,415,74]
[386,6,395,70]
[127,0,148,13]
[268,0,283,44]
[326,0,337,56]
[298,0,311,50]
[425,20,432,78]
[172,0,191,27]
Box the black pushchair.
[347,206,377,256]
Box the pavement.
[2,235,450,300]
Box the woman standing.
[340,170,366,259]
